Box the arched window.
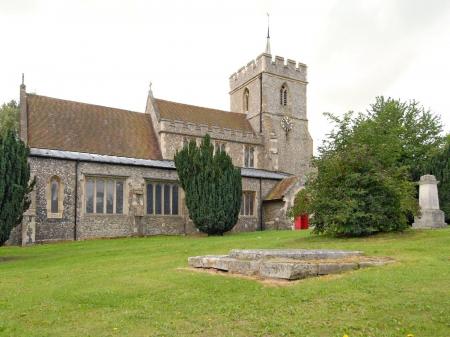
[280,85,288,106]
[50,177,59,213]
[243,88,249,112]
[47,176,63,218]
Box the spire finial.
[20,73,25,89]
[265,13,271,54]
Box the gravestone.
[188,249,394,281]
[413,175,447,229]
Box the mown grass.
[0,228,449,337]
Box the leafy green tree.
[426,134,450,222]
[0,100,19,137]
[301,144,417,236]
[291,97,442,236]
[321,97,444,180]
[0,130,34,245]
[174,134,242,235]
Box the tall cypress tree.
[0,130,34,245]
[174,134,242,235]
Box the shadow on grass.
[0,256,31,263]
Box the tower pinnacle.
[265,13,271,55]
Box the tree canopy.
[174,134,242,235]
[291,97,443,236]
[0,100,19,137]
[426,134,450,222]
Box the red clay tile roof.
[155,99,254,133]
[27,94,162,160]
[265,176,299,201]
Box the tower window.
[243,88,249,112]
[280,85,288,106]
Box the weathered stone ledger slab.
[188,249,393,281]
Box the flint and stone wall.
[10,156,283,244]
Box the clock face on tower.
[280,116,293,133]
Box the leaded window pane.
[51,179,59,213]
[116,181,123,214]
[155,184,162,214]
[86,179,94,213]
[244,146,249,167]
[146,183,153,214]
[172,185,179,215]
[96,179,104,213]
[106,180,114,214]
[164,184,171,215]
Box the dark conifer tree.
[174,134,241,235]
[0,130,34,245]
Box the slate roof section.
[265,176,299,201]
[155,99,254,133]
[29,148,290,180]
[27,94,162,160]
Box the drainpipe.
[259,177,263,231]
[74,161,79,241]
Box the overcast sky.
[1,0,449,152]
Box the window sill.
[143,214,183,218]
[47,212,63,219]
[83,213,128,217]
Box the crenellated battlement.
[229,53,307,91]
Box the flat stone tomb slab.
[188,249,393,281]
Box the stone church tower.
[229,37,313,177]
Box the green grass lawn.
[0,229,449,337]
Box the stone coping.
[229,249,364,260]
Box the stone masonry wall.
[29,157,77,242]
[160,132,264,168]
[229,54,313,177]
[263,200,293,230]
[18,156,281,244]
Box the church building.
[11,37,313,245]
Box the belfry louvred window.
[243,88,249,112]
[280,85,288,106]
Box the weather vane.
[265,12,271,54]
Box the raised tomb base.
[188,249,394,281]
[413,209,447,229]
